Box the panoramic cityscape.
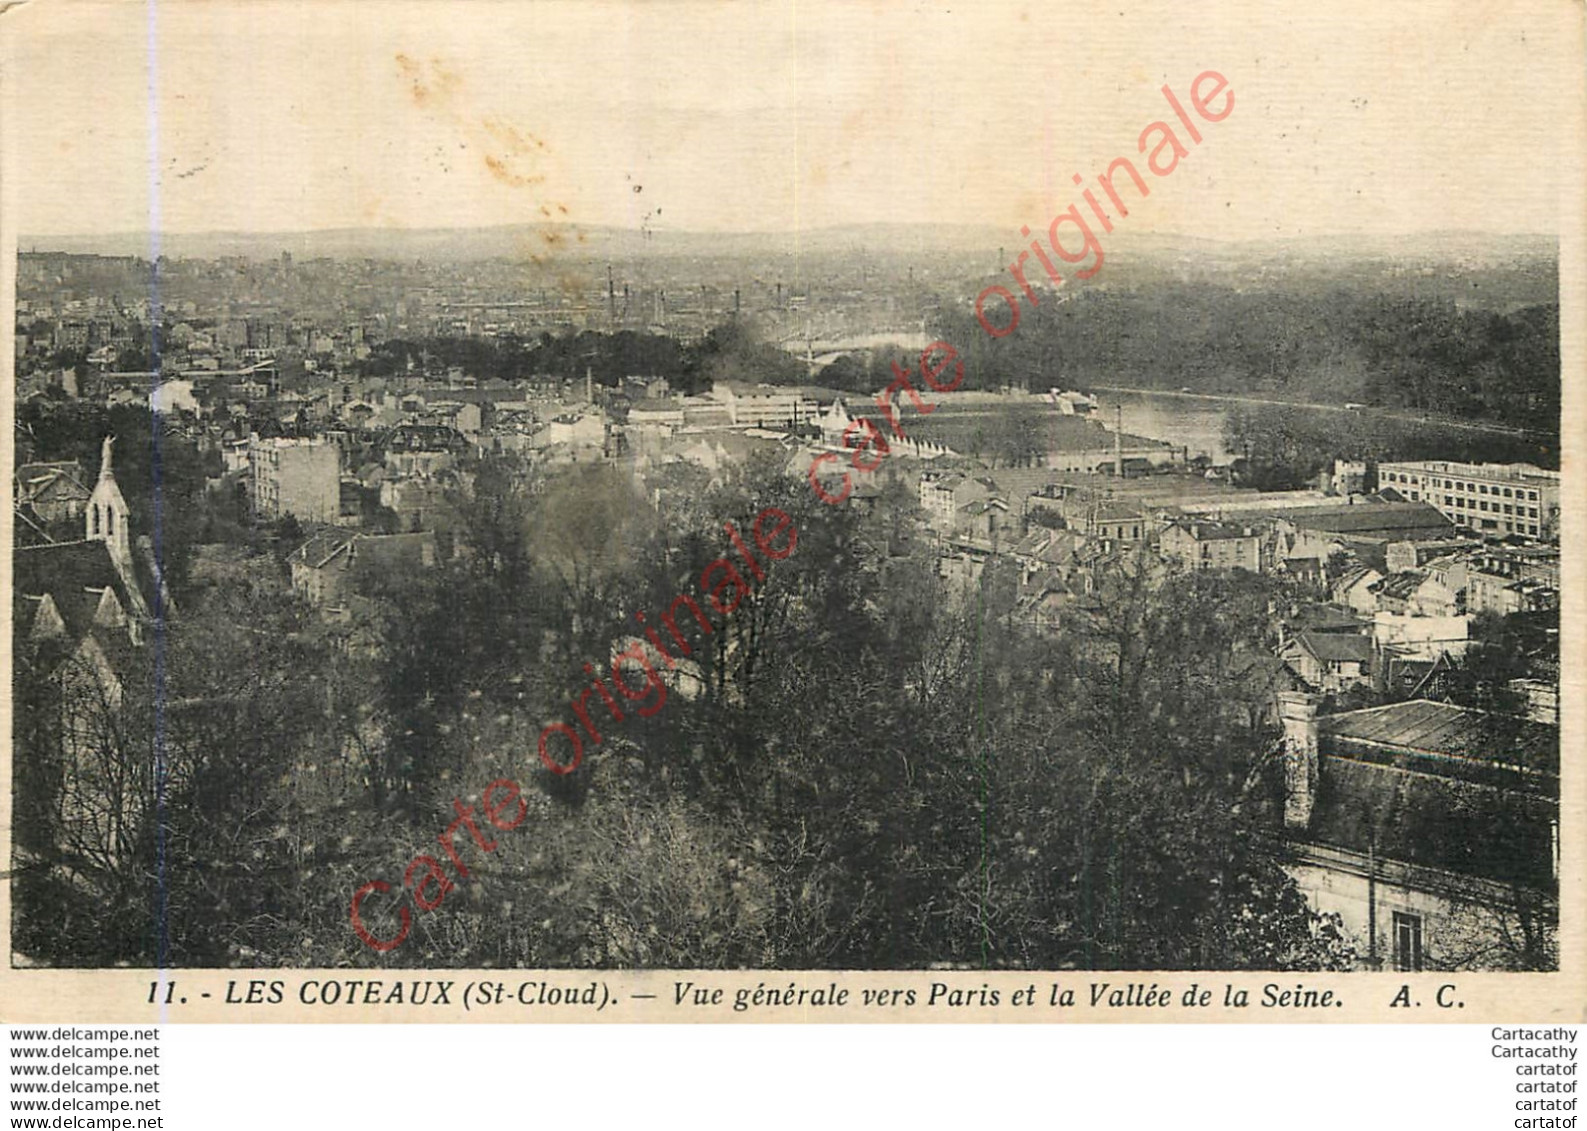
[3,1,1569,981]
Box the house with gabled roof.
[1367,570,1460,618]
[381,423,470,476]
[289,530,437,610]
[1007,527,1080,574]
[958,495,1015,545]
[919,470,998,533]
[14,460,91,536]
[1278,553,1325,589]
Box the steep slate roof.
[1318,699,1558,780]
[1019,566,1072,600]
[982,467,1068,500]
[1370,571,1429,600]
[349,532,435,574]
[291,531,359,570]
[382,423,468,453]
[1009,528,1079,566]
[1010,530,1053,558]
[15,461,90,505]
[14,541,134,643]
[290,531,436,577]
[1035,531,1079,565]
[1229,649,1301,695]
[1288,502,1452,537]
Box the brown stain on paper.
[395,52,464,109]
[393,51,572,251]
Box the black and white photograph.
[1,0,1577,1002]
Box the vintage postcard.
[0,0,1581,1023]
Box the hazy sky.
[2,0,1580,238]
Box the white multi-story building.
[709,382,821,429]
[1376,460,1559,541]
[249,437,340,523]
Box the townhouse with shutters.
[13,438,164,865]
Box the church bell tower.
[86,435,131,566]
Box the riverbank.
[1090,384,1551,440]
[1091,386,1558,473]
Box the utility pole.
[1367,831,1379,970]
